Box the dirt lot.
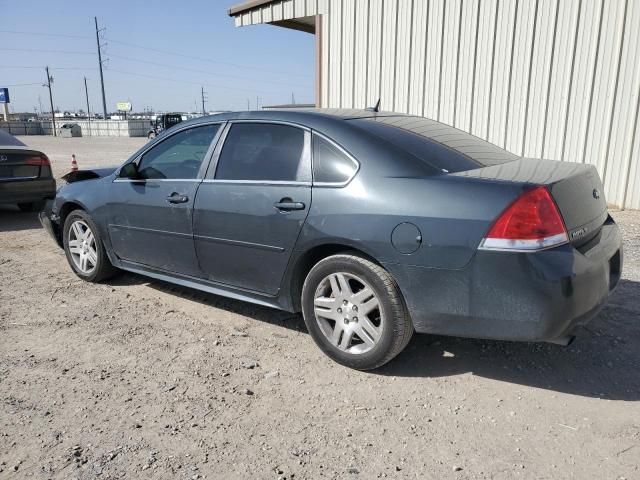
[1,136,639,479]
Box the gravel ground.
[1,136,639,479]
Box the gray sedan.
[40,109,623,369]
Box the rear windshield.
[350,116,517,173]
[0,130,26,147]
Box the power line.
[3,47,94,55]
[106,68,290,95]
[104,37,314,79]
[0,29,91,39]
[0,65,92,70]
[5,82,43,87]
[1,64,308,97]
[107,53,312,89]
[0,30,313,80]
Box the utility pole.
[45,66,56,136]
[95,16,108,119]
[291,92,295,105]
[201,86,207,116]
[247,99,250,111]
[84,77,92,136]
[256,96,259,110]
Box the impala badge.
[571,227,587,240]
[0,154,7,162]
[593,189,600,199]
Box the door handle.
[167,192,189,204]
[274,198,306,211]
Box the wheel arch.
[286,243,382,312]
[58,201,87,228]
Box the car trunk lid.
[0,149,49,181]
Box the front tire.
[301,254,413,370]
[63,209,117,282]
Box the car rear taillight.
[25,154,51,166]
[479,186,568,251]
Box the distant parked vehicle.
[147,113,183,139]
[0,130,55,212]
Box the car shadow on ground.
[110,272,640,401]
[379,279,640,401]
[109,273,306,333]
[0,205,42,232]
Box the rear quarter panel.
[298,173,524,270]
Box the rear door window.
[312,135,358,184]
[215,123,310,182]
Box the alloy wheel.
[313,272,383,354]
[67,220,98,274]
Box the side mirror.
[119,162,140,179]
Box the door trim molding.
[108,223,193,239]
[194,234,285,252]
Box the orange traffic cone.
[71,154,78,172]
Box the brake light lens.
[479,186,568,251]
[25,154,51,167]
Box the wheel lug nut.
[352,305,358,312]
[353,317,358,322]
[343,300,348,305]
[344,318,349,325]
[337,308,342,313]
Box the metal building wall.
[321,0,640,209]
[232,0,640,209]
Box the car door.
[193,121,312,295]
[107,123,221,276]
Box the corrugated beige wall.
[235,0,640,209]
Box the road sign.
[0,88,10,103]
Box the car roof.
[0,129,27,147]
[180,108,399,127]
[180,108,515,166]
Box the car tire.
[301,253,413,370]
[63,209,118,282]
[18,201,45,212]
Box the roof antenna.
[366,98,381,113]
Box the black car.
[0,130,56,211]
[40,109,623,370]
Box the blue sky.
[1,0,316,114]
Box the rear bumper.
[0,178,56,205]
[386,218,623,343]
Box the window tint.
[138,124,219,179]
[352,117,518,173]
[215,123,308,182]
[313,135,358,184]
